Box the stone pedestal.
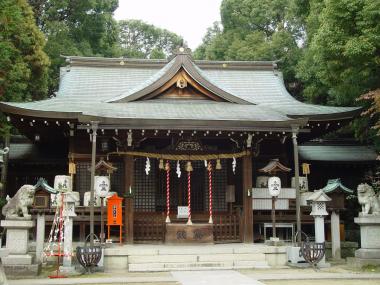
[0,219,40,276]
[354,216,380,266]
[0,249,9,285]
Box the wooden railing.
[134,212,165,242]
[133,211,241,243]
[213,212,241,243]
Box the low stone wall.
[325,241,358,259]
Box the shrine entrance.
[130,156,244,244]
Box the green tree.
[194,0,303,97]
[118,19,183,59]
[296,0,380,106]
[28,0,121,94]
[0,0,50,104]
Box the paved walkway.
[172,270,265,285]
[6,270,380,285]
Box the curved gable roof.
[106,51,251,104]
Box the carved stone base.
[1,219,40,277]
[3,263,40,277]
[1,220,34,255]
[354,216,380,266]
[165,223,214,244]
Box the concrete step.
[128,253,266,264]
[128,260,269,271]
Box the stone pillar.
[61,192,79,272]
[331,211,341,260]
[35,213,45,263]
[1,220,40,276]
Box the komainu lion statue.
[357,183,380,215]
[2,185,35,219]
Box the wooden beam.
[124,155,134,244]
[242,154,253,243]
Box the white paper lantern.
[94,176,110,198]
[268,176,281,197]
[54,175,72,192]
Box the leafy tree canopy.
[118,19,184,59]
[297,0,380,106]
[0,0,49,103]
[28,0,121,94]
[194,0,303,97]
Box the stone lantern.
[307,189,331,266]
[61,191,79,273]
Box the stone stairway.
[104,244,287,272]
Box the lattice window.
[204,160,227,212]
[317,202,325,210]
[138,159,228,213]
[134,158,157,211]
[157,160,179,212]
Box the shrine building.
[0,48,363,244]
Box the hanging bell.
[159,159,164,169]
[186,161,193,172]
[165,161,170,171]
[216,159,222,170]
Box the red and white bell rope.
[187,169,192,225]
[208,162,213,224]
[165,162,171,223]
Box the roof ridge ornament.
[168,46,192,61]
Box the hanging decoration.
[145,157,151,175]
[68,161,76,175]
[186,161,193,172]
[159,159,164,170]
[43,193,71,278]
[208,161,213,224]
[187,169,192,225]
[216,159,222,170]
[165,162,171,223]
[176,160,181,178]
[107,150,250,161]
[204,160,207,168]
[232,157,236,174]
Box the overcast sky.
[114,0,223,50]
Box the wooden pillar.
[0,133,10,198]
[89,121,98,246]
[242,154,253,243]
[292,125,301,243]
[124,155,134,244]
